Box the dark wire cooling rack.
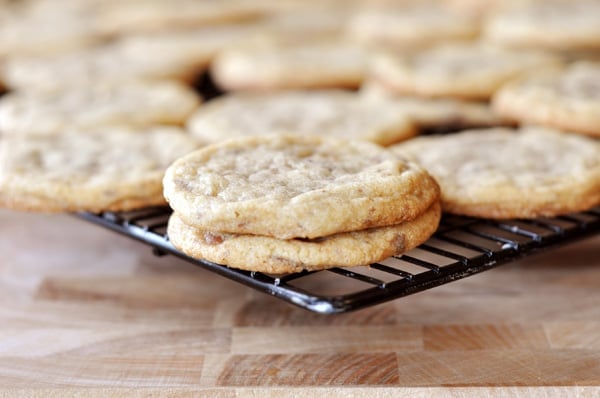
[78,206,600,314]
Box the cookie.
[211,40,369,91]
[2,25,253,90]
[95,0,260,35]
[0,4,102,58]
[347,2,479,48]
[492,62,600,137]
[249,0,352,15]
[186,90,416,146]
[167,202,441,273]
[250,8,349,42]
[484,0,600,51]
[371,43,562,100]
[360,79,509,131]
[0,80,201,135]
[2,47,127,90]
[0,127,201,213]
[391,127,600,219]
[445,0,532,17]
[163,135,440,240]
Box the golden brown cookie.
[0,127,201,213]
[186,90,416,146]
[167,202,441,273]
[371,43,562,100]
[391,127,600,219]
[163,135,440,239]
[493,62,600,137]
[0,80,201,134]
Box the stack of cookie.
[163,135,441,273]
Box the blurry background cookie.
[0,1,104,58]
[445,0,534,17]
[211,40,370,91]
[95,0,261,36]
[186,90,416,146]
[2,46,130,90]
[0,127,201,213]
[392,127,600,219]
[493,62,600,137]
[248,0,358,15]
[360,78,510,132]
[2,26,255,90]
[0,80,201,134]
[249,8,349,42]
[371,43,562,100]
[347,1,479,49]
[484,0,600,51]
[110,26,258,83]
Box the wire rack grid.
[78,206,600,314]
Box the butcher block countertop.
[1,209,599,396]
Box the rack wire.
[78,206,599,314]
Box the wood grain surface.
[0,209,599,396]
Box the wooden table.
[1,209,599,396]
